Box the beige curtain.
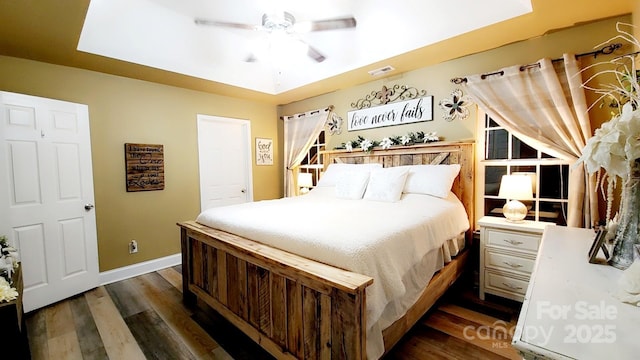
[463,54,597,227]
[283,108,330,197]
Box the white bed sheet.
[195,186,469,359]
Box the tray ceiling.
[78,0,533,95]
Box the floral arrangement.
[579,102,640,179]
[0,277,18,303]
[578,23,640,224]
[0,235,19,302]
[0,236,19,280]
[336,131,439,152]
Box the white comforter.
[195,187,469,359]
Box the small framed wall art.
[124,143,165,192]
[255,138,273,165]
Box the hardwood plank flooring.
[26,266,522,359]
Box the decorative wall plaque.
[347,96,434,131]
[255,138,273,165]
[124,143,165,192]
[350,84,428,109]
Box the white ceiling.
[78,0,533,95]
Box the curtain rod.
[450,43,623,84]
[280,105,334,120]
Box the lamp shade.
[498,175,533,200]
[297,172,313,188]
[498,174,533,222]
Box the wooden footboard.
[179,220,374,359]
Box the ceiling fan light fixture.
[262,11,295,32]
[195,10,355,63]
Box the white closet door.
[197,115,253,211]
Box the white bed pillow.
[316,163,382,187]
[403,164,461,198]
[335,171,370,199]
[363,166,410,202]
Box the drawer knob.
[502,282,523,290]
[504,261,523,268]
[504,239,523,246]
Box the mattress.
[195,186,469,359]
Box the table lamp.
[298,172,313,195]
[498,174,533,222]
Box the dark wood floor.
[25,265,522,359]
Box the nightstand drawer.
[484,271,529,297]
[485,250,535,274]
[486,229,539,252]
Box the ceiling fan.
[194,11,356,63]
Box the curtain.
[463,54,597,227]
[283,108,330,197]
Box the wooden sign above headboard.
[124,143,164,192]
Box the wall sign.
[124,143,164,192]
[347,96,434,131]
[255,138,273,165]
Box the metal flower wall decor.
[326,112,343,135]
[438,88,472,121]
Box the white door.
[197,115,253,211]
[0,91,98,312]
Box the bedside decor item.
[588,227,610,263]
[297,172,313,194]
[438,88,472,121]
[498,174,533,222]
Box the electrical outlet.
[129,240,138,254]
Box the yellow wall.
[0,56,281,271]
[280,16,630,151]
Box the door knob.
[84,204,95,210]
[241,189,246,193]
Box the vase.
[609,159,640,269]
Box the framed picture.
[255,138,273,165]
[124,143,165,192]
[588,228,609,263]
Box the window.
[478,114,569,225]
[298,130,325,189]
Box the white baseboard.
[99,253,182,286]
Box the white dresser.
[512,225,640,359]
[478,216,552,301]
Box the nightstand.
[478,216,553,302]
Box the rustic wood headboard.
[322,141,475,233]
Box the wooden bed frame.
[179,141,474,359]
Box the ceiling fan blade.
[194,18,258,31]
[293,17,356,32]
[245,53,258,63]
[306,44,326,63]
